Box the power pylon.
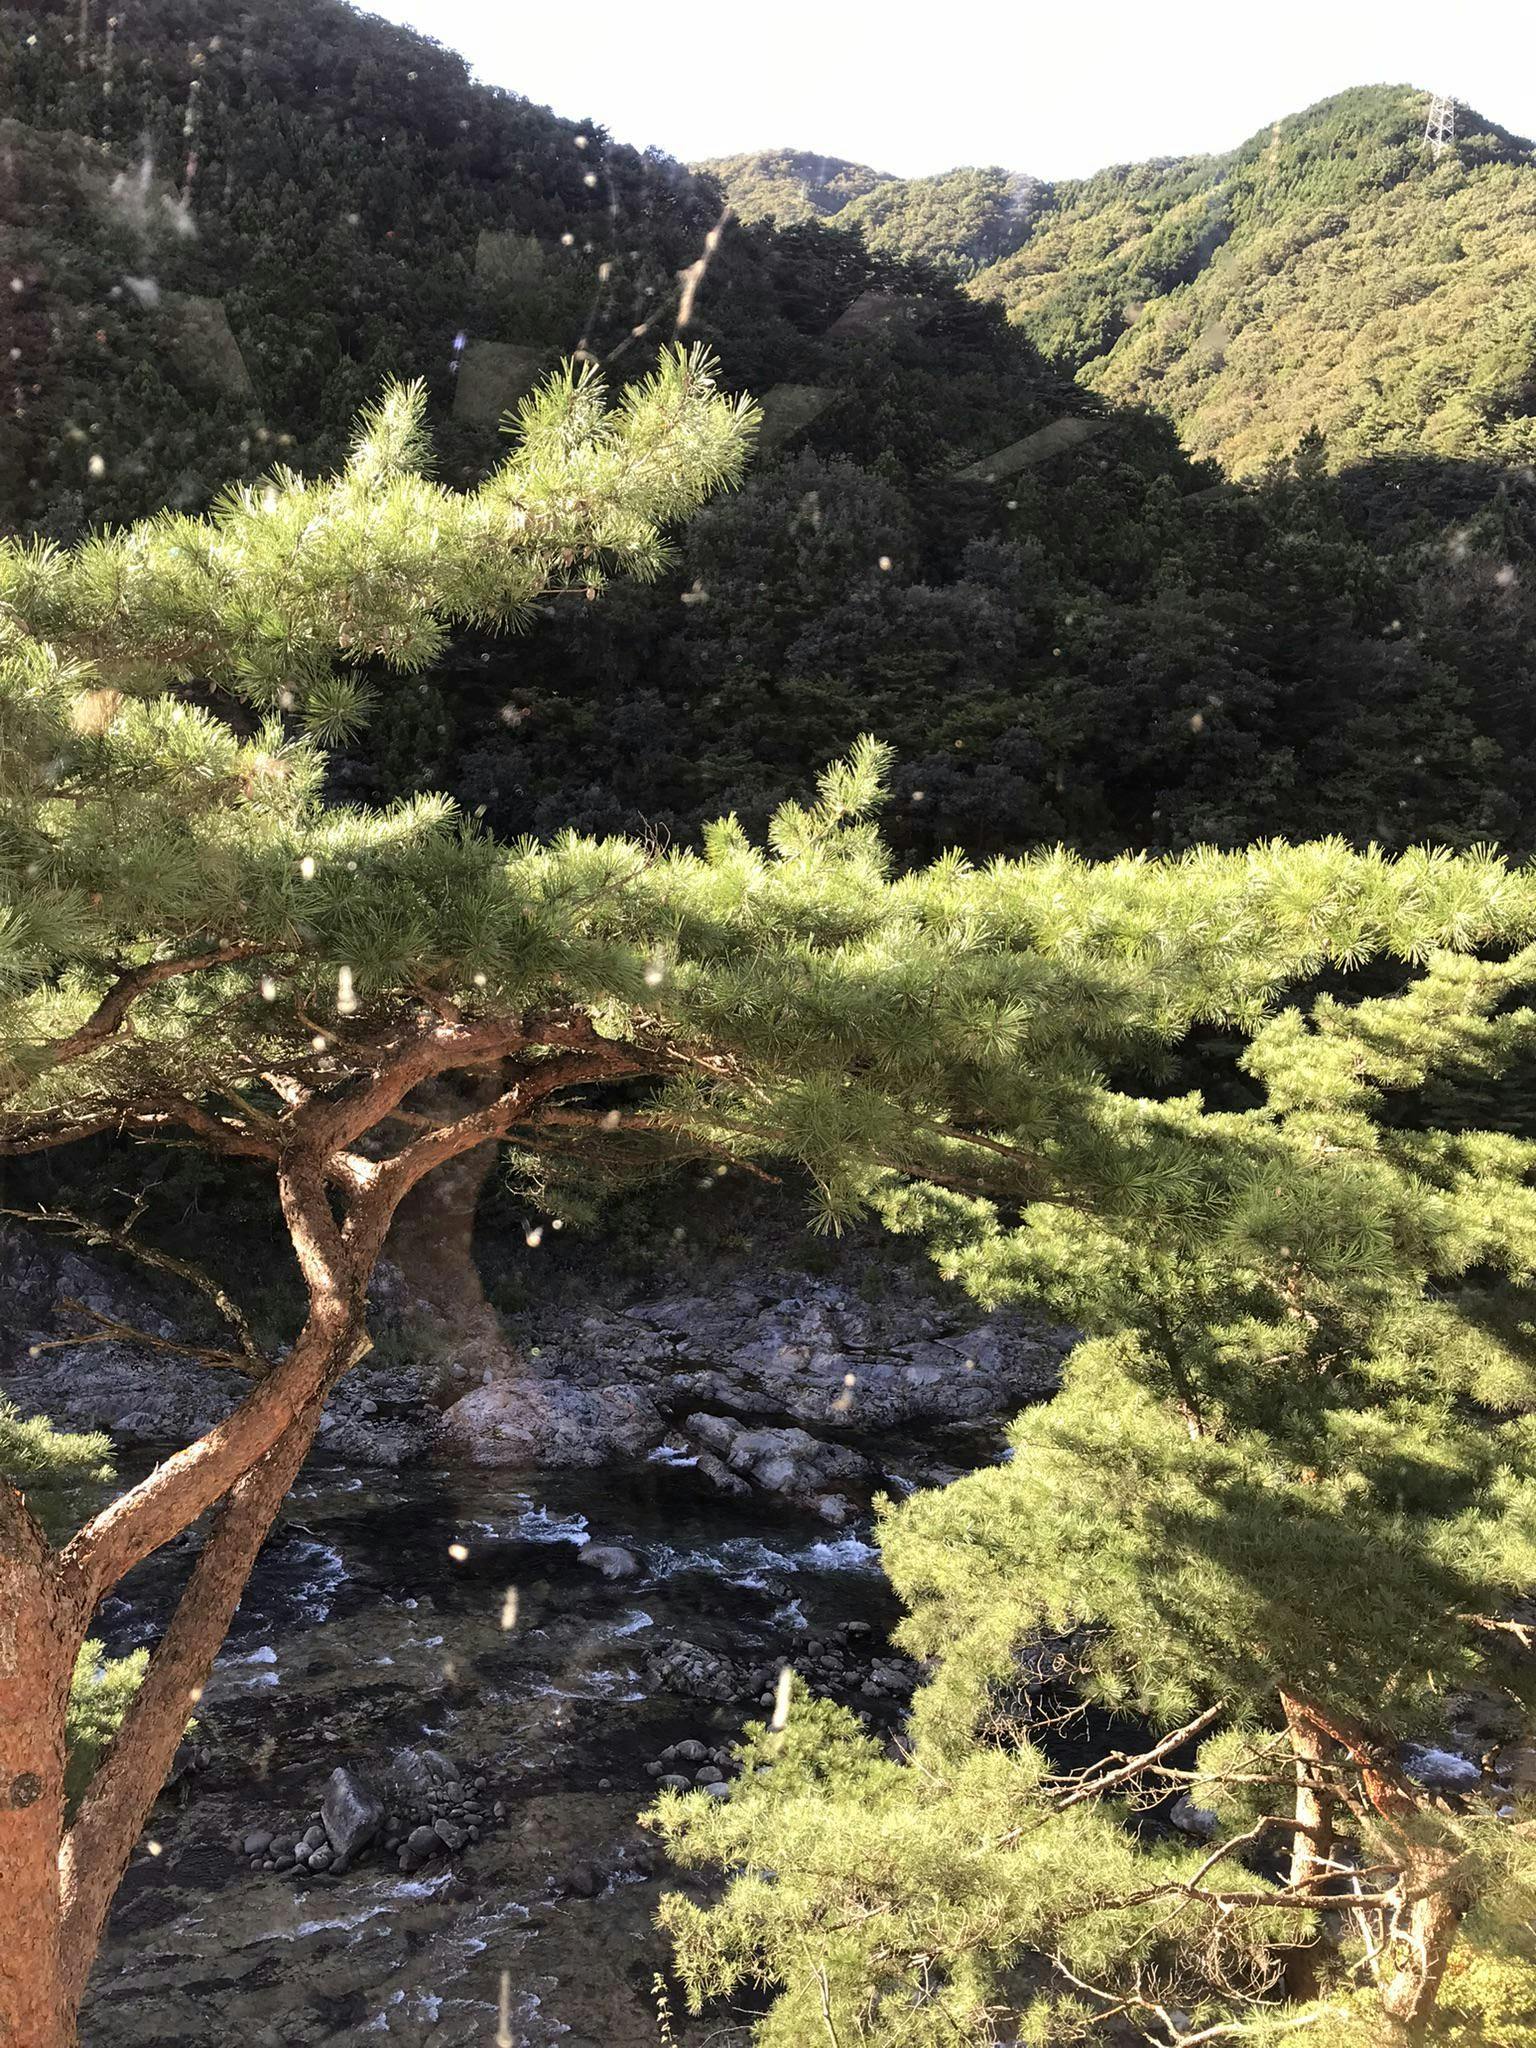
[1424,92,1457,158]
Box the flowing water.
[82,1459,907,2047]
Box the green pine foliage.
[64,1643,150,1816]
[0,1397,113,1538]
[8,344,1536,2039]
[652,866,1536,2041]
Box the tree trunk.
[0,1504,77,2048]
[1,1301,362,2048]
[383,1071,511,1380]
[1278,1690,1336,2000]
[59,1399,334,2023]
[1376,1864,1464,2045]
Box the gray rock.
[302,1823,327,1852]
[241,1829,273,1858]
[433,1817,468,1852]
[576,1544,641,1580]
[1168,1794,1219,1840]
[322,1768,384,1863]
[694,1765,724,1786]
[684,1413,873,1517]
[406,1824,439,1860]
[438,1380,665,1467]
[703,1780,732,1799]
[643,1638,743,1702]
[657,1775,692,1794]
[308,1844,333,1870]
[674,1739,709,1762]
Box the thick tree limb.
[21,943,268,1083]
[58,1399,326,2005]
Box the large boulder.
[320,1767,383,1869]
[438,1378,665,1466]
[684,1413,873,1519]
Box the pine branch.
[15,943,268,1091]
[38,1303,262,1378]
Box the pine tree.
[0,346,763,2044]
[652,888,1536,2043]
[6,356,1536,2046]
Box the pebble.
[597,1777,612,1792]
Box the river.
[82,1456,912,2047]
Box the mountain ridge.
[703,85,1536,471]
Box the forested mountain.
[690,147,891,224]
[698,151,1046,275]
[969,85,1536,473]
[7,4,1536,865]
[712,90,1536,475]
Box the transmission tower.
[1423,92,1457,158]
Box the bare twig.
[1,1204,267,1367]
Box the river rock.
[684,1413,873,1519]
[1168,1794,1219,1840]
[241,1829,273,1857]
[642,1638,744,1702]
[0,1223,439,1463]
[402,1824,440,1869]
[433,1817,468,1852]
[576,1544,641,1580]
[438,1380,665,1466]
[321,1767,384,1865]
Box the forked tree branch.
[17,943,269,1087]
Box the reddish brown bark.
[61,1397,335,2011]
[0,1491,78,2048]
[1286,1691,1468,2039]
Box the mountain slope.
[697,153,1044,276]
[968,85,1536,472]
[691,148,890,224]
[9,11,1536,871]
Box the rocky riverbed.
[81,1459,924,2047]
[0,1189,1074,2043]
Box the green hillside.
[9,8,1536,868]
[691,147,890,223]
[697,153,1044,276]
[968,85,1536,472]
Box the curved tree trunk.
[0,1498,77,2048]
[383,1070,514,1383]
[0,1307,360,2048]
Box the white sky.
[354,0,1536,179]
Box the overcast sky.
[354,0,1536,179]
